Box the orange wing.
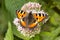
[28,13,46,28]
[28,21,37,28]
[16,10,26,19]
[33,13,46,22]
[20,19,26,27]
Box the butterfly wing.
[33,13,47,22]
[16,10,27,27]
[28,12,47,28]
[16,10,26,19]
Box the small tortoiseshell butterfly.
[16,10,48,28]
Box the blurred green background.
[0,0,60,40]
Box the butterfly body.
[16,10,48,28]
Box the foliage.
[4,22,14,40]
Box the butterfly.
[16,10,48,28]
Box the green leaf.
[12,26,30,40]
[0,9,8,34]
[4,22,14,40]
[50,26,60,40]
[33,34,40,40]
[53,0,60,9]
[30,37,34,40]
[55,36,60,40]
[42,26,60,40]
[40,32,52,40]
[50,12,60,26]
